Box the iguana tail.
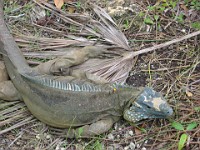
[0,41,7,56]
[0,0,30,73]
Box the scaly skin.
[0,1,173,138]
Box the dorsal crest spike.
[22,73,107,93]
[112,82,131,89]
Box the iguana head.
[124,87,173,123]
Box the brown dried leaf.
[134,127,142,135]
[54,0,64,9]
[68,6,76,13]
[186,91,193,97]
[180,4,188,12]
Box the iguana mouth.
[124,104,173,123]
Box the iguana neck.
[115,86,145,109]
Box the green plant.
[144,17,154,25]
[76,1,81,9]
[146,0,179,28]
[77,127,83,138]
[191,22,200,30]
[123,19,130,30]
[85,140,103,150]
[184,0,200,10]
[147,0,178,13]
[69,25,77,32]
[194,106,200,111]
[93,140,103,150]
[171,121,198,150]
[139,11,145,17]
[176,13,184,23]
[130,123,147,133]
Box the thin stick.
[125,31,200,59]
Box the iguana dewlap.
[0,1,173,138]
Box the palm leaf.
[0,100,35,135]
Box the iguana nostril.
[164,107,173,116]
[168,108,173,116]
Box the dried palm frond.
[0,100,35,135]
[33,0,130,51]
[81,31,200,82]
[91,4,131,50]
[21,1,199,83]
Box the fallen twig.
[127,30,200,58]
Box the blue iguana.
[0,1,173,138]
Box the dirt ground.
[0,0,200,149]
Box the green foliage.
[60,2,67,10]
[85,140,103,150]
[176,13,184,23]
[69,25,77,32]
[186,122,198,130]
[77,127,83,137]
[170,0,177,9]
[191,22,200,30]
[146,0,179,28]
[154,15,159,21]
[158,6,165,12]
[144,17,154,25]
[184,0,200,10]
[172,121,198,131]
[76,1,81,9]
[4,1,33,14]
[93,140,103,150]
[147,5,155,11]
[145,0,200,27]
[171,121,199,150]
[130,123,147,133]
[194,106,200,111]
[140,127,147,133]
[139,12,145,17]
[147,0,178,13]
[178,133,188,150]
[171,122,184,131]
[123,19,130,29]
[46,10,51,17]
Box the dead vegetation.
[0,0,199,149]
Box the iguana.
[0,1,173,138]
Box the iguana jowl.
[0,1,173,138]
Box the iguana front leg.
[35,45,108,83]
[51,118,115,138]
[34,46,105,75]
